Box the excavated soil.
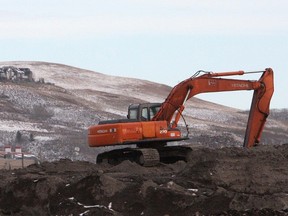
[0,144,288,216]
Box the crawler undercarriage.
[96,145,193,166]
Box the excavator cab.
[127,103,162,121]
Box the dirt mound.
[0,144,287,215]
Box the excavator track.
[96,145,194,166]
[157,145,193,163]
[96,147,160,167]
[137,148,160,167]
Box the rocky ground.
[0,143,287,216]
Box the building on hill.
[0,66,33,82]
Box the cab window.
[149,106,160,119]
[141,108,148,120]
[129,109,138,119]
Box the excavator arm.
[243,69,274,147]
[153,68,274,148]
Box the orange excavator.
[88,68,274,166]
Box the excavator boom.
[152,68,274,148]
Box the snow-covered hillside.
[0,61,287,161]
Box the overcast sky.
[1,0,287,109]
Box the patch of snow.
[108,202,113,210]
[79,210,90,216]
[34,136,55,141]
[185,107,235,123]
[0,84,48,110]
[189,123,210,130]
[104,108,126,117]
[0,120,48,132]
[187,188,198,192]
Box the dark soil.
[0,144,288,216]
